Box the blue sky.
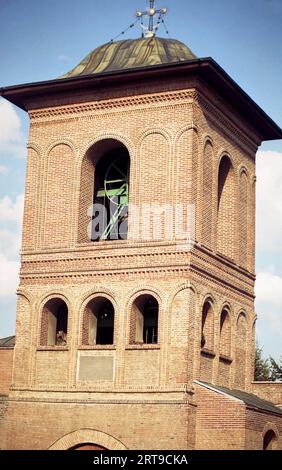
[0,0,282,359]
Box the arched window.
[40,298,68,346]
[82,297,115,346]
[263,430,278,450]
[78,139,130,243]
[130,295,159,345]
[201,300,214,351]
[219,309,231,357]
[217,156,235,259]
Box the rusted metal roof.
[60,37,197,78]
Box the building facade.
[0,29,282,449]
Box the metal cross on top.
[136,1,168,38]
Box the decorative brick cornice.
[29,89,197,122]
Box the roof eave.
[1,57,281,141]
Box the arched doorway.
[49,429,128,450]
[70,443,107,450]
[263,430,278,450]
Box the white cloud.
[0,228,21,259]
[0,194,23,299]
[0,165,9,175]
[256,271,282,307]
[0,98,26,158]
[255,271,282,357]
[256,150,282,253]
[0,194,24,225]
[0,253,19,297]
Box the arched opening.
[82,297,115,346]
[130,294,159,344]
[200,300,214,382]
[217,155,235,259]
[263,430,278,450]
[219,309,231,357]
[78,139,130,243]
[69,443,107,451]
[201,300,214,351]
[40,298,68,346]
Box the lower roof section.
[195,380,282,416]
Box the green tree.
[269,356,282,381]
[254,343,272,381]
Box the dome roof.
[60,37,197,78]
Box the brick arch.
[79,291,118,346]
[202,140,214,248]
[48,429,128,450]
[137,131,171,214]
[42,143,75,248]
[77,137,132,243]
[138,127,172,146]
[200,297,215,351]
[126,288,162,345]
[17,288,33,304]
[202,134,214,147]
[216,150,235,170]
[81,133,135,165]
[236,310,248,324]
[169,281,198,301]
[262,422,280,440]
[234,311,248,388]
[22,145,41,250]
[126,287,163,308]
[238,165,249,178]
[37,293,71,347]
[27,142,43,156]
[80,289,118,311]
[201,293,217,310]
[217,153,236,259]
[46,139,77,156]
[238,169,249,268]
[37,292,71,312]
[219,307,232,357]
[262,425,279,450]
[199,296,215,382]
[169,286,196,383]
[174,126,198,206]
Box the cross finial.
[136,1,168,38]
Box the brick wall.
[195,383,246,449]
[195,383,282,450]
[1,399,195,450]
[252,382,282,408]
[0,349,14,395]
[245,408,282,450]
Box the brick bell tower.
[1,1,282,450]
